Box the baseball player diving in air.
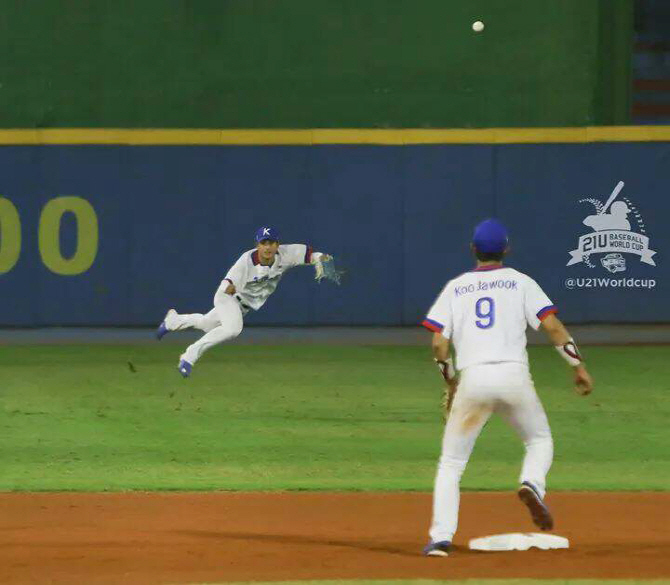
[156,226,339,377]
[421,219,594,557]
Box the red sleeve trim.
[537,306,558,321]
[304,245,313,264]
[421,319,444,333]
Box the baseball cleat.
[423,540,451,557]
[518,481,554,531]
[156,309,177,340]
[178,359,192,378]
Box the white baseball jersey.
[423,266,556,371]
[223,244,313,311]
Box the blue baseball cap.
[472,219,509,254]
[254,226,280,242]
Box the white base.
[468,532,569,552]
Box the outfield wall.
[0,129,668,326]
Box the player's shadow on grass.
[176,529,426,557]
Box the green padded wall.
[0,0,632,128]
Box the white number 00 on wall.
[0,196,98,275]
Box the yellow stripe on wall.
[0,126,668,145]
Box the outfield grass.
[1,344,668,491]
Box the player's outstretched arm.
[540,314,593,396]
[280,244,338,282]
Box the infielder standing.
[156,226,336,377]
[421,219,593,557]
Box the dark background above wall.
[0,0,632,128]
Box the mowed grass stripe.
[1,345,669,491]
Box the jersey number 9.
[475,297,495,329]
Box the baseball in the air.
[472,20,484,32]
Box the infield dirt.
[1,492,668,584]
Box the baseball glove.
[441,382,458,421]
[435,358,458,421]
[314,256,343,285]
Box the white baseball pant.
[429,361,553,543]
[168,284,245,365]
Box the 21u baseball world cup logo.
[567,181,657,272]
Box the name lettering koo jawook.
[454,279,518,297]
